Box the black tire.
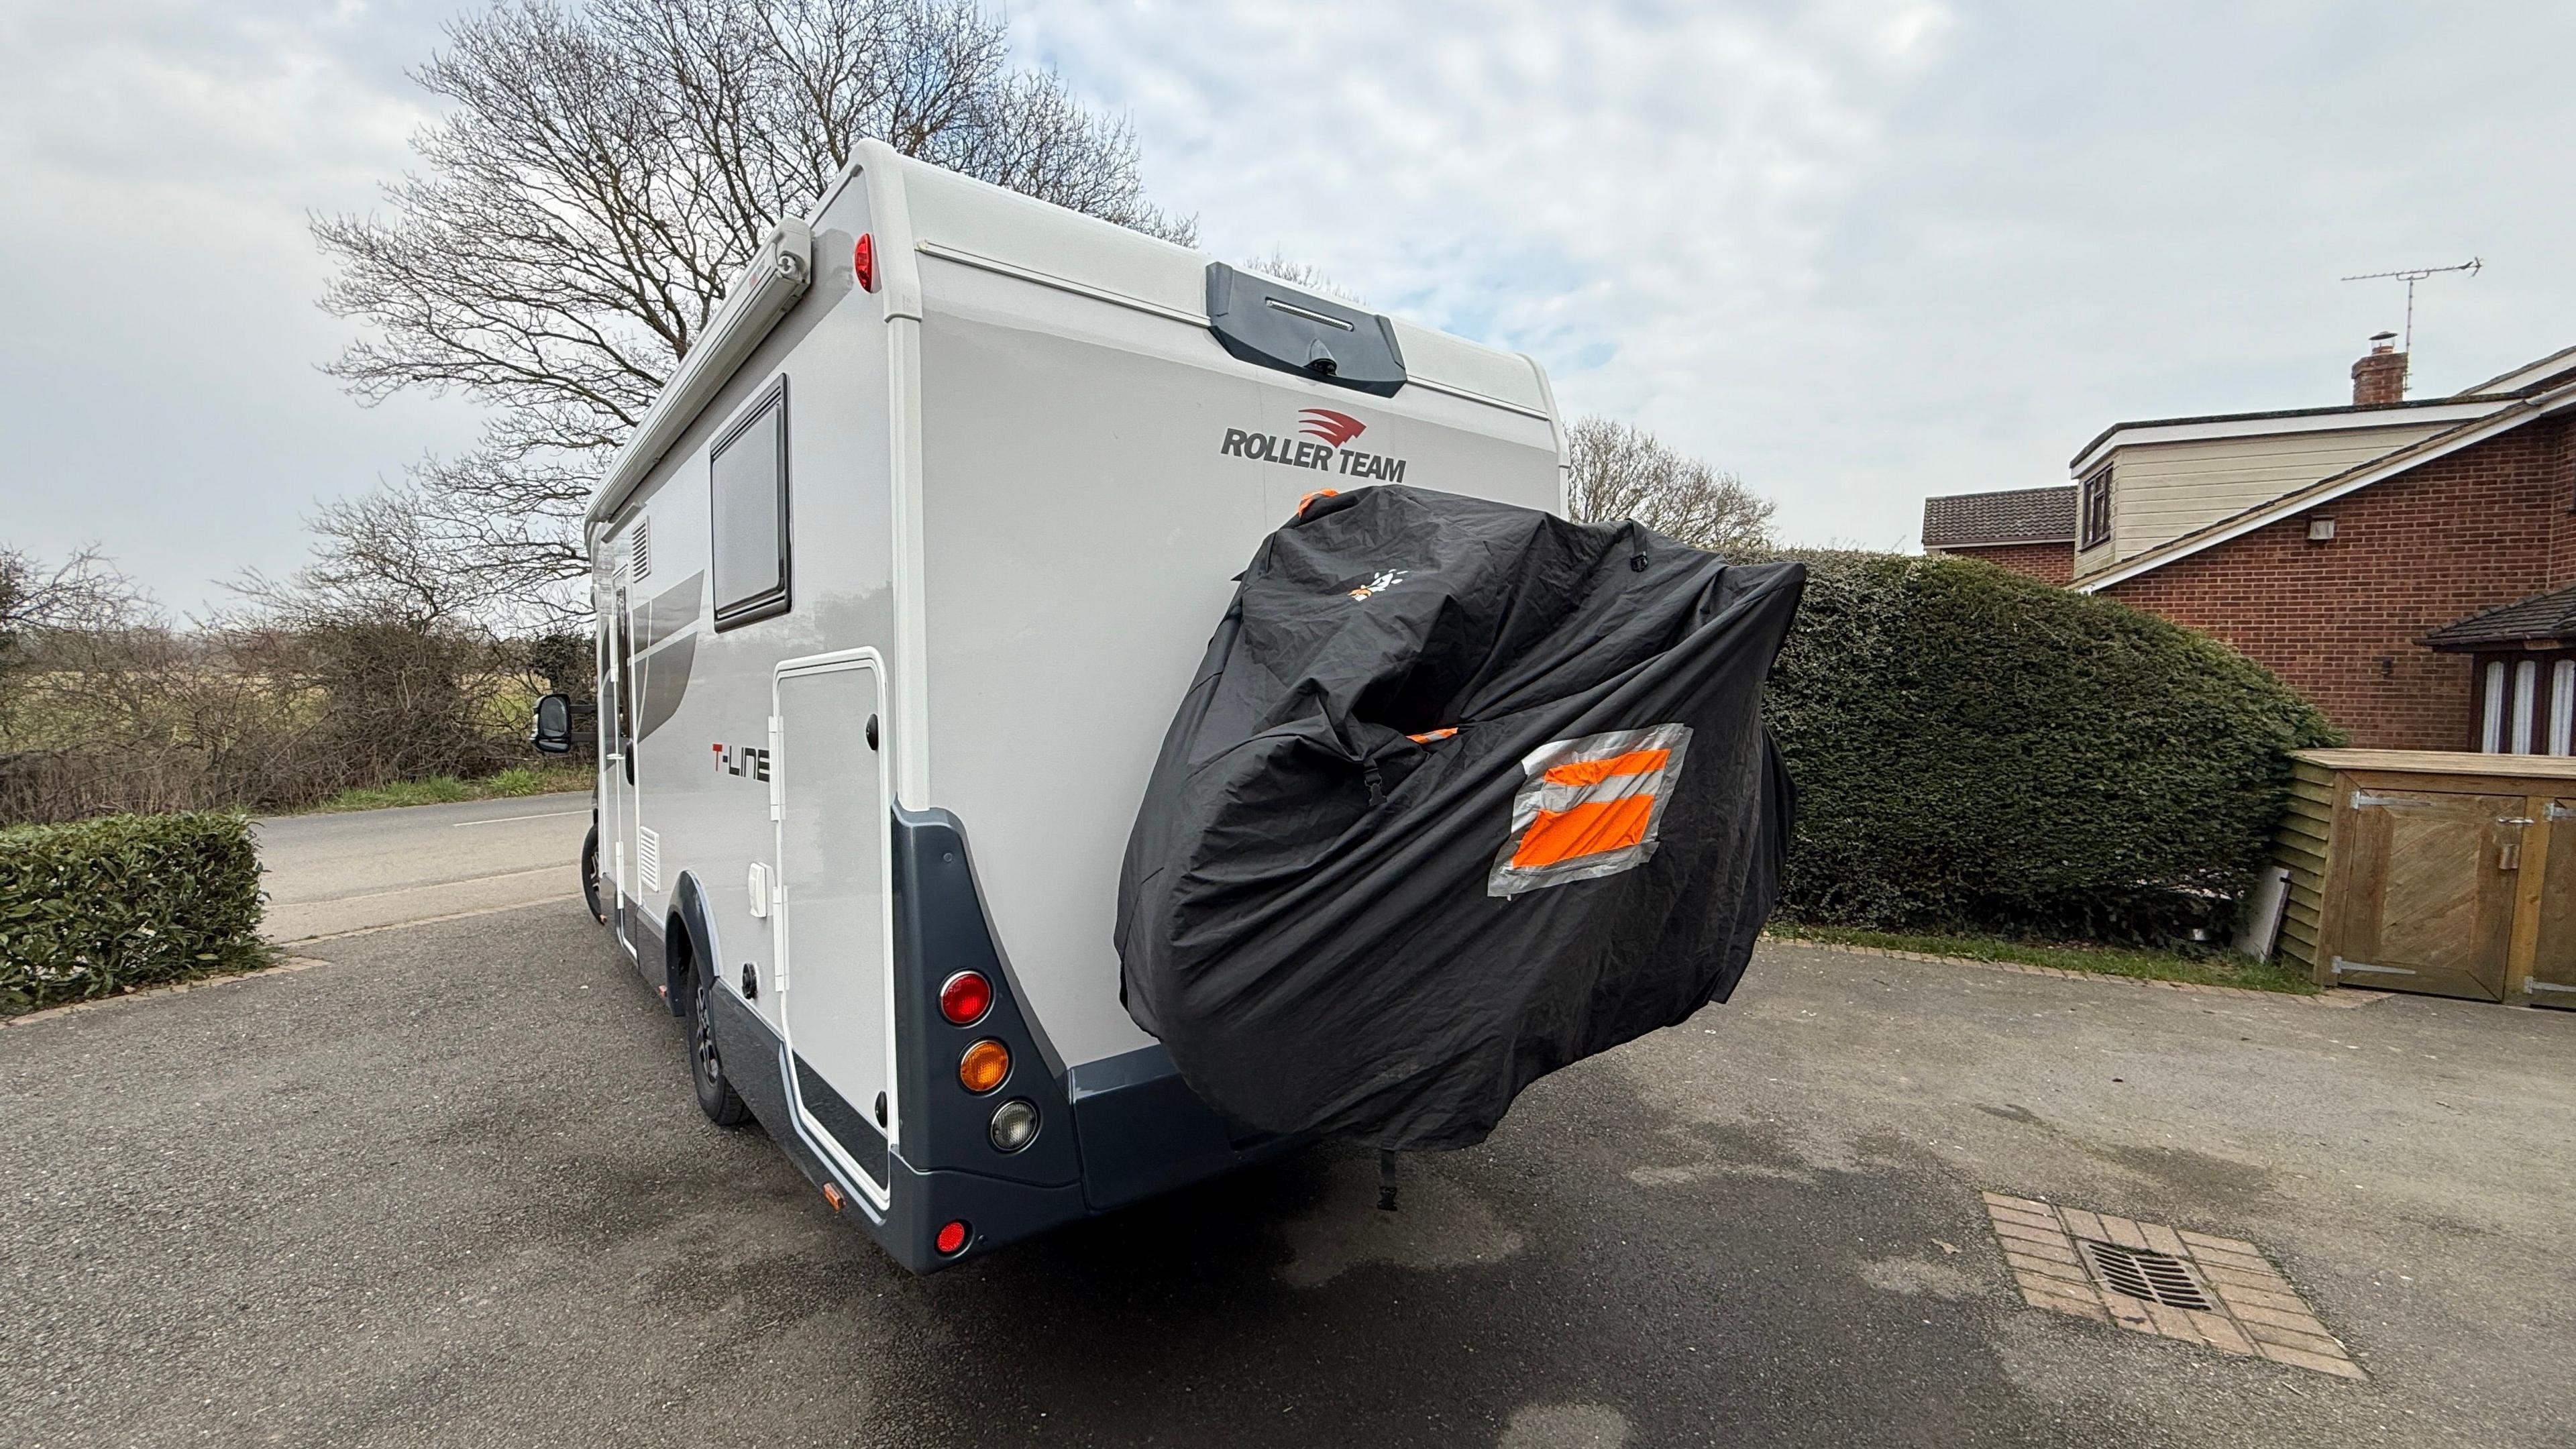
[684,947,753,1128]
[580,823,606,926]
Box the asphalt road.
[8,875,2573,1448]
[252,794,592,942]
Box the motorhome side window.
[712,379,790,629]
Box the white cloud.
[1013,0,2576,550]
[0,0,480,614]
[3,0,2571,606]
[1017,1,1952,375]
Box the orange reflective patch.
[1510,794,1656,869]
[1407,727,1458,743]
[1540,748,1670,788]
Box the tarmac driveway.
[5,898,2572,1448]
[252,794,592,943]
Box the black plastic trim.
[693,803,1315,1275]
[795,1053,890,1183]
[1067,1043,1304,1213]
[887,806,1079,1189]
[666,873,720,1011]
[628,915,672,1012]
[708,987,793,1139]
[1205,262,1407,396]
[878,1152,1088,1273]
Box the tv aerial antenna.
[2340,257,2481,353]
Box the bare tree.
[0,546,144,711]
[0,545,135,640]
[1243,251,1358,301]
[1564,416,1776,555]
[229,486,511,636]
[316,0,1197,623]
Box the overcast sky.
[5,0,2571,614]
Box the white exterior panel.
[584,139,1564,1087]
[909,250,1559,1068]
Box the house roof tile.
[1921,485,2076,547]
[2420,582,2576,650]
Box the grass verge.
[1768,922,2320,995]
[305,764,592,814]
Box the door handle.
[2499,842,2522,871]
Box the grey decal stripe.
[634,631,696,743]
[631,571,706,654]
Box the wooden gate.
[2526,799,2576,1006]
[2277,751,2576,1007]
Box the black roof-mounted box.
[1204,262,1407,396]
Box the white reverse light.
[988,1099,1039,1152]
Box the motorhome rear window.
[711,378,790,629]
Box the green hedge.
[1764,552,2339,942]
[1,812,267,1014]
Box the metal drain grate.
[2078,1238,2216,1311]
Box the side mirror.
[531,692,575,755]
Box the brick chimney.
[2351,331,2407,406]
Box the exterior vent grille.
[630,519,651,581]
[2078,1238,2216,1312]
[635,825,661,894]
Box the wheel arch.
[666,871,721,1014]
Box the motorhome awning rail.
[586,217,814,531]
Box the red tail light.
[938,971,992,1026]
[853,233,875,292]
[936,1219,969,1255]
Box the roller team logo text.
[1220,409,1408,482]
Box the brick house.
[1921,485,2076,584]
[1929,338,2576,751]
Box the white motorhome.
[544,142,1565,1271]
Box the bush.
[0,616,557,826]
[1763,552,2339,943]
[0,812,268,1014]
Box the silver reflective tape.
[1488,722,1694,898]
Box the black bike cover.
[1115,485,1807,1150]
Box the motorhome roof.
[588,143,1553,529]
[879,149,1550,414]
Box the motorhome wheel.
[580,824,605,926]
[687,963,751,1127]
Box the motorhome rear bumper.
[706,806,1292,1273]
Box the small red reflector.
[822,1183,845,1212]
[938,971,993,1026]
[853,233,875,292]
[936,1219,969,1255]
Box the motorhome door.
[773,651,895,1202]
[602,571,640,949]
